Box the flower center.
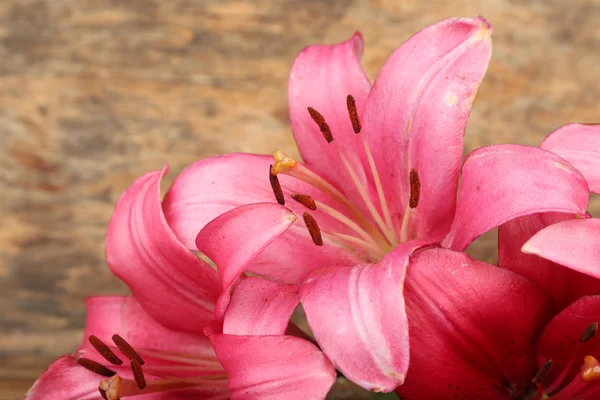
[269,94,421,261]
[75,334,227,399]
[531,322,600,399]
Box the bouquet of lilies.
[26,16,600,400]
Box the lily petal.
[288,32,371,197]
[195,203,296,289]
[105,167,220,332]
[196,202,357,287]
[523,218,600,280]
[209,334,336,400]
[223,277,300,336]
[536,295,600,396]
[396,248,553,399]
[364,16,492,240]
[443,145,589,251]
[541,123,600,194]
[300,241,430,392]
[499,214,600,312]
[79,296,216,357]
[164,153,359,279]
[26,355,105,400]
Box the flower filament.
[75,335,228,399]
[269,94,420,261]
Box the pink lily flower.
[394,125,600,399]
[26,169,336,399]
[393,247,600,399]
[160,16,590,391]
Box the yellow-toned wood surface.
[1,1,599,398]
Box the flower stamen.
[130,359,147,389]
[409,168,421,209]
[533,359,553,386]
[581,322,598,343]
[303,212,323,246]
[112,334,145,365]
[346,94,361,134]
[307,107,334,143]
[291,194,316,210]
[77,357,117,377]
[269,164,286,205]
[89,335,123,365]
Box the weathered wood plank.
[1,0,599,397]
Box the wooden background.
[1,0,599,398]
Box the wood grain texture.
[1,0,599,398]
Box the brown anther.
[532,359,553,385]
[99,388,109,400]
[307,107,334,143]
[89,335,123,365]
[346,94,361,133]
[291,194,316,210]
[111,334,145,365]
[131,359,147,389]
[581,322,598,343]
[269,164,285,205]
[76,357,117,377]
[409,168,420,209]
[303,212,323,246]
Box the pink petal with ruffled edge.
[396,248,553,399]
[443,144,589,251]
[223,277,299,336]
[364,16,492,240]
[541,123,600,194]
[105,167,220,333]
[300,241,430,392]
[499,213,600,312]
[288,32,371,203]
[522,218,600,280]
[536,295,600,397]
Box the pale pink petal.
[105,168,220,332]
[299,241,430,392]
[396,248,553,399]
[26,355,105,400]
[288,32,371,196]
[499,213,600,312]
[364,16,492,240]
[541,123,600,193]
[223,277,299,336]
[443,145,589,251]
[523,218,600,279]
[536,295,600,396]
[210,334,335,400]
